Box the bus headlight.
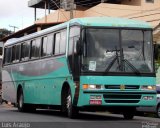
[141,85,156,91]
[83,84,103,90]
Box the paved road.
[0,104,159,128]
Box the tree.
[0,29,12,40]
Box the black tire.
[123,108,135,120]
[156,104,160,118]
[17,89,27,112]
[66,88,79,118]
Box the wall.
[121,0,142,6]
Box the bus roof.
[5,17,152,47]
[71,17,152,28]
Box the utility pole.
[9,25,18,33]
[60,0,76,19]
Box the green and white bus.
[2,17,156,119]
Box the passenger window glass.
[31,39,41,59]
[4,47,12,64]
[60,30,66,54]
[69,26,80,55]
[15,45,20,62]
[55,33,60,55]
[21,42,30,61]
[42,37,48,57]
[12,46,16,62]
[46,34,53,56]
[70,26,80,38]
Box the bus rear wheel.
[17,89,27,112]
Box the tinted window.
[4,47,12,64]
[12,46,16,62]
[46,34,53,56]
[42,37,48,56]
[55,33,60,55]
[21,42,30,61]
[70,26,80,37]
[15,45,20,62]
[68,26,80,55]
[60,30,66,53]
[31,39,41,59]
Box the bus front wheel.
[122,108,135,120]
[66,88,79,118]
[156,104,160,118]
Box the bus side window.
[4,47,12,64]
[69,26,80,55]
[15,44,21,62]
[47,34,53,56]
[60,30,66,54]
[12,46,16,63]
[68,26,80,74]
[31,39,41,59]
[21,42,30,61]
[54,33,60,55]
[42,36,48,57]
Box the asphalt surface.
[0,104,159,128]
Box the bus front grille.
[104,85,140,90]
[103,94,141,103]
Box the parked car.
[136,86,160,118]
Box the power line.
[50,0,69,20]
[9,25,18,33]
[121,7,160,18]
[128,12,160,19]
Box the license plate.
[90,100,102,105]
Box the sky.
[0,0,45,32]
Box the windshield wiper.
[105,48,121,73]
[123,59,141,75]
[105,48,141,75]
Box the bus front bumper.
[77,90,157,107]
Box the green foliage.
[0,28,12,40]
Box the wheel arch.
[61,82,70,100]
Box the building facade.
[29,0,160,42]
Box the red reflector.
[90,100,102,105]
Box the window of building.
[21,41,30,61]
[145,0,154,3]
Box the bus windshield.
[82,28,154,74]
